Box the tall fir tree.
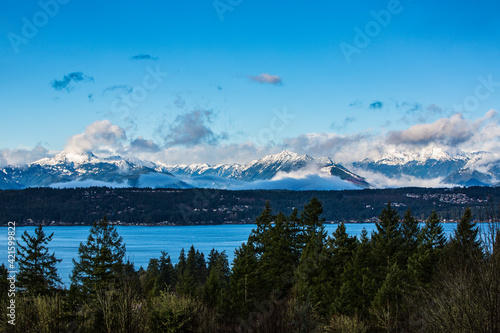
[71,216,125,295]
[195,249,208,285]
[450,206,482,260]
[158,251,175,290]
[301,196,326,242]
[372,203,403,281]
[327,222,358,314]
[17,224,62,295]
[202,250,230,310]
[143,251,176,296]
[259,212,298,296]
[207,249,230,286]
[176,248,187,278]
[295,198,330,316]
[408,210,446,287]
[0,264,8,302]
[229,241,263,318]
[248,201,275,256]
[143,258,161,296]
[338,228,377,316]
[421,211,447,250]
[288,208,305,258]
[401,208,420,264]
[177,245,200,297]
[202,267,224,308]
[370,203,407,326]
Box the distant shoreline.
[1,186,497,226]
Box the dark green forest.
[1,186,498,225]
[1,198,499,332]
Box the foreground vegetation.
[1,198,499,332]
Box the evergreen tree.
[297,222,358,317]
[288,208,304,257]
[195,249,208,285]
[329,223,358,275]
[328,223,358,312]
[143,258,161,296]
[401,208,420,263]
[0,264,9,301]
[421,210,447,250]
[71,216,125,294]
[176,248,186,278]
[177,270,197,297]
[338,228,376,316]
[248,201,275,256]
[450,207,482,259]
[295,198,330,316]
[202,268,224,308]
[207,248,218,271]
[494,229,500,261]
[207,249,230,286]
[259,212,298,296]
[16,224,61,295]
[370,203,407,327]
[371,202,403,294]
[177,245,199,296]
[143,251,175,296]
[158,251,175,290]
[229,242,260,318]
[372,262,405,332]
[408,210,446,287]
[301,196,326,242]
[202,250,230,310]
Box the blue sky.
[1,0,500,165]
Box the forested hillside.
[0,186,498,225]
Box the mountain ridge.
[0,148,499,190]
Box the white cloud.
[283,132,385,163]
[232,175,360,191]
[0,145,52,166]
[350,168,455,188]
[65,120,127,155]
[5,110,500,172]
[281,110,500,164]
[387,110,498,147]
[147,142,276,165]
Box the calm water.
[0,224,460,285]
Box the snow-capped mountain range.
[352,147,500,187]
[0,148,498,190]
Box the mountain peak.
[33,151,98,166]
[260,150,310,163]
[378,146,459,165]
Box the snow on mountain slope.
[352,147,500,187]
[0,150,370,190]
[2,148,498,190]
[10,151,183,189]
[167,150,370,189]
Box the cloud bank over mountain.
[1,110,499,184]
